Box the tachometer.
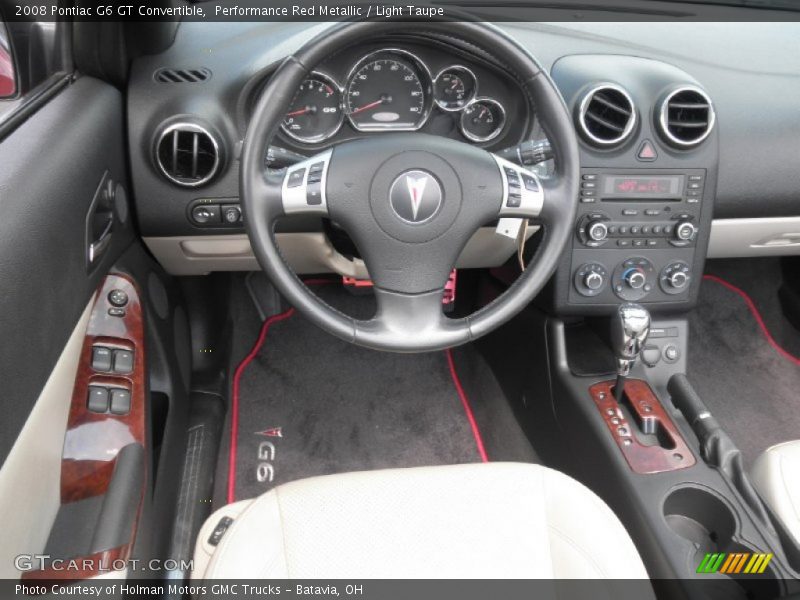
[346,51,430,131]
[281,73,343,143]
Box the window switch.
[113,350,134,374]
[110,389,131,415]
[87,386,109,413]
[91,347,112,372]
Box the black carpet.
[688,263,800,468]
[223,282,536,503]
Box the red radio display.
[603,175,684,198]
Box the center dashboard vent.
[658,87,715,147]
[155,123,221,187]
[154,68,211,83]
[577,84,637,147]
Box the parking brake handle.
[668,373,776,534]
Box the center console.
[548,54,718,317]
[570,168,706,305]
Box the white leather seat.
[194,462,650,580]
[751,440,800,547]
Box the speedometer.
[346,51,431,131]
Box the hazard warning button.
[637,140,658,162]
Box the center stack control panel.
[565,168,710,310]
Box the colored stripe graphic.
[698,553,773,574]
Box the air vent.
[154,68,211,83]
[658,87,715,147]
[155,123,220,187]
[578,84,637,147]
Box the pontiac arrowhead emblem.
[389,169,442,223]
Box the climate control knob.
[669,271,689,289]
[623,268,647,290]
[675,221,697,242]
[660,261,692,295]
[585,271,604,291]
[587,220,609,242]
[574,263,609,297]
[612,257,655,301]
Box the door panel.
[0,76,129,463]
[0,76,130,575]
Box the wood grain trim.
[22,274,147,582]
[589,379,696,475]
[61,274,147,503]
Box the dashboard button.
[191,204,220,225]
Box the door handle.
[89,216,113,264]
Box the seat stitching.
[777,454,800,525]
[547,524,608,578]
[274,486,292,578]
[541,471,556,579]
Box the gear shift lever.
[610,303,651,402]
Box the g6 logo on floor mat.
[257,441,276,483]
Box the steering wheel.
[241,21,579,352]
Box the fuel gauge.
[434,66,477,111]
[460,98,506,142]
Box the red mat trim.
[227,308,295,504]
[445,348,489,462]
[703,274,800,367]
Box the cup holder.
[663,486,780,600]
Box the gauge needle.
[286,106,313,117]
[350,99,384,115]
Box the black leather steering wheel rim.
[241,20,579,352]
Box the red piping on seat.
[228,308,295,504]
[445,348,489,463]
[703,274,800,367]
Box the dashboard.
[127,21,800,315]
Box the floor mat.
[225,283,499,503]
[688,271,800,468]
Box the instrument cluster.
[279,47,520,147]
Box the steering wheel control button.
[110,389,132,415]
[191,204,220,225]
[281,149,331,216]
[286,169,305,188]
[306,183,323,206]
[91,346,113,372]
[87,386,110,413]
[574,263,608,297]
[108,289,129,307]
[113,349,134,374]
[522,174,539,192]
[307,162,324,183]
[389,169,443,224]
[493,155,544,218]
